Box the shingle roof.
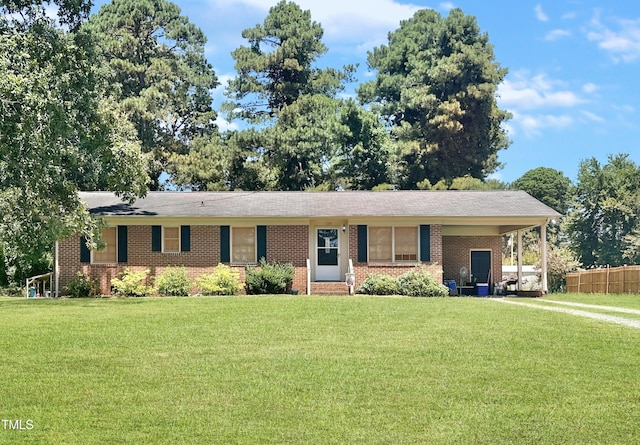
[80,190,561,219]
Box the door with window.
[316,228,340,281]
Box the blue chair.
[444,279,457,296]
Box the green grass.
[1,295,640,444]
[540,292,640,309]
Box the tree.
[224,0,352,123]
[86,0,219,189]
[0,0,149,283]
[511,167,572,215]
[567,154,640,267]
[358,8,510,189]
[223,0,356,191]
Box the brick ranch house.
[55,191,560,296]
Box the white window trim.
[231,226,257,264]
[91,227,118,265]
[368,225,420,264]
[162,226,181,254]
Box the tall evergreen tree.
[224,0,351,123]
[223,0,355,191]
[86,0,219,189]
[359,8,510,189]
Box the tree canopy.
[567,154,640,267]
[85,0,219,189]
[224,0,352,123]
[359,8,511,189]
[0,0,149,282]
[511,167,573,215]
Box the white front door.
[315,228,340,281]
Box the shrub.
[245,259,295,295]
[111,268,153,297]
[356,273,398,295]
[197,264,241,295]
[156,266,192,296]
[397,267,449,297]
[65,272,97,298]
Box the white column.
[517,230,523,291]
[55,241,60,298]
[541,223,548,294]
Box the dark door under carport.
[471,250,491,283]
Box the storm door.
[315,228,340,281]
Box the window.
[163,227,180,253]
[93,227,117,264]
[232,227,255,263]
[369,227,392,262]
[369,226,418,263]
[394,227,418,261]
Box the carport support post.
[54,241,59,298]
[517,230,523,291]
[541,223,548,294]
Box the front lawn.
[1,295,639,444]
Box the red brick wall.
[59,224,310,295]
[59,224,500,296]
[265,225,309,293]
[442,236,502,287]
[347,224,444,286]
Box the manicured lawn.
[540,292,640,310]
[1,295,639,444]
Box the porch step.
[310,281,351,295]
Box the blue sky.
[92,0,640,184]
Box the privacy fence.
[566,266,640,294]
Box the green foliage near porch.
[1,295,639,444]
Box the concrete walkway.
[496,298,640,329]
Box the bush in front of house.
[156,266,192,296]
[397,267,449,297]
[197,264,241,295]
[356,273,398,295]
[245,259,295,294]
[65,272,97,297]
[111,268,154,297]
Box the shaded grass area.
[1,296,639,444]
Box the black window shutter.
[220,226,230,263]
[257,225,267,261]
[357,225,368,263]
[420,225,431,262]
[181,226,191,252]
[80,236,91,263]
[151,226,162,252]
[117,226,128,263]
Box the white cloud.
[587,13,640,63]
[582,82,599,94]
[534,4,549,22]
[215,116,239,132]
[581,111,605,123]
[544,29,571,41]
[518,112,573,136]
[498,72,585,110]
